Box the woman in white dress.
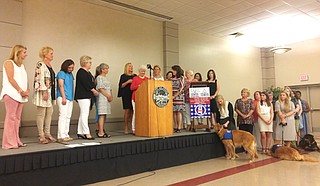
[257,91,273,154]
[96,63,112,138]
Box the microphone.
[147,64,153,70]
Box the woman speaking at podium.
[130,65,148,134]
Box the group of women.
[235,87,309,154]
[1,45,113,149]
[0,45,309,152]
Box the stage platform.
[0,130,225,186]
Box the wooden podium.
[135,80,173,137]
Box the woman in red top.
[130,65,148,134]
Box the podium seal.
[153,86,170,108]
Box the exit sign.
[300,75,309,81]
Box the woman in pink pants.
[0,45,29,149]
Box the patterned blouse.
[235,98,254,125]
[33,61,55,107]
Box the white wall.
[275,37,320,87]
[179,29,262,104]
[19,0,163,122]
[3,0,319,128]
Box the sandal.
[38,136,49,144]
[45,135,57,142]
[19,143,27,147]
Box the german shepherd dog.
[268,144,318,162]
[298,134,320,152]
[214,124,258,162]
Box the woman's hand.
[42,91,48,101]
[223,123,228,129]
[92,89,99,96]
[62,97,67,105]
[20,90,29,98]
[107,95,113,102]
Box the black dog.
[299,134,320,152]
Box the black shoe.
[77,134,86,139]
[97,133,111,138]
[86,136,95,140]
[77,134,95,140]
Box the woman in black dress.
[206,69,220,127]
[117,63,136,134]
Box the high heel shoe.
[77,134,86,139]
[77,134,95,140]
[97,133,111,138]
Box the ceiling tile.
[134,1,155,10]
[157,0,184,11]
[283,0,316,8]
[199,2,225,12]
[257,0,287,11]
[213,0,245,7]
[244,0,270,6]
[229,1,255,12]
[185,0,215,10]
[268,4,293,15]
[213,8,237,17]
[242,6,265,16]
[190,10,213,19]
[306,8,320,16]
[139,0,167,6]
[199,13,221,22]
[186,19,209,28]
[250,10,275,20]
[173,4,198,15]
[297,2,320,12]
[224,12,249,22]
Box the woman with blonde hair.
[235,88,254,134]
[33,46,57,144]
[75,55,99,140]
[182,70,196,130]
[117,63,136,134]
[152,65,164,80]
[274,91,296,146]
[0,45,29,149]
[215,95,236,130]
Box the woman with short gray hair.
[96,63,112,138]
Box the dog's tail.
[302,155,319,162]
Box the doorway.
[290,84,320,132]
